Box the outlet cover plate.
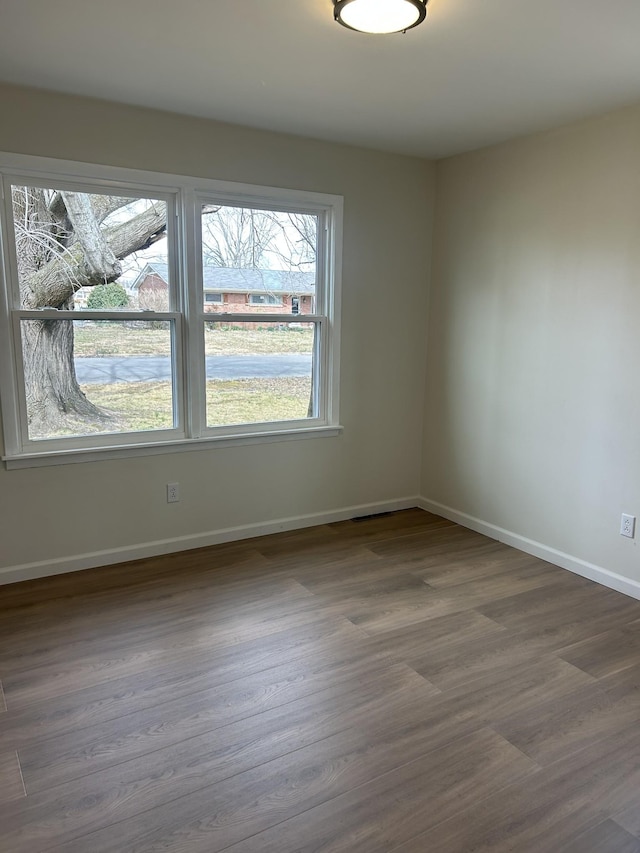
[621,513,636,539]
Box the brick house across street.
[130,262,315,315]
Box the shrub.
[87,282,129,310]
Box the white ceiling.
[0,0,639,159]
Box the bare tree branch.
[23,197,167,308]
[91,195,138,225]
[105,201,167,259]
[62,191,121,282]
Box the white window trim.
[0,152,343,468]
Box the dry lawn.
[74,324,314,357]
[77,378,312,432]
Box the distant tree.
[268,212,317,271]
[202,207,317,272]
[201,206,278,268]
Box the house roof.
[131,263,315,295]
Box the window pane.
[204,321,316,427]
[11,185,169,311]
[20,319,176,440]
[200,204,317,314]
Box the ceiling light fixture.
[333,0,428,34]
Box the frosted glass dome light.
[333,0,428,34]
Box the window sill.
[3,424,344,469]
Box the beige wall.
[0,83,435,575]
[423,105,640,584]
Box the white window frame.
[0,153,342,469]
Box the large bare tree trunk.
[22,307,107,439]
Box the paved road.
[75,354,312,384]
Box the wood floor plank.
[392,805,606,853]
[0,751,26,805]
[363,608,506,662]
[598,660,640,702]
[477,587,640,658]
[556,622,640,679]
[0,574,298,689]
[492,681,640,766]
[412,547,543,588]
[0,545,270,615]
[0,617,368,749]
[326,509,453,544]
[305,561,569,637]
[288,552,415,592]
[367,523,494,562]
[408,626,559,691]
[419,654,596,729]
[0,574,317,673]
[0,583,347,709]
[560,819,640,853]
[246,524,344,559]
[479,577,640,633]
[390,722,640,853]
[250,544,384,583]
[17,651,435,794]
[417,557,581,607]
[298,572,449,633]
[205,729,537,853]
[612,807,640,839]
[392,537,527,576]
[1,665,438,852]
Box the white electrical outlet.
[620,513,636,539]
[167,482,180,503]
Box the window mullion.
[10,310,29,453]
[182,187,206,440]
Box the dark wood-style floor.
[2,509,640,852]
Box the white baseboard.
[0,496,420,586]
[419,497,640,601]
[6,494,638,601]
